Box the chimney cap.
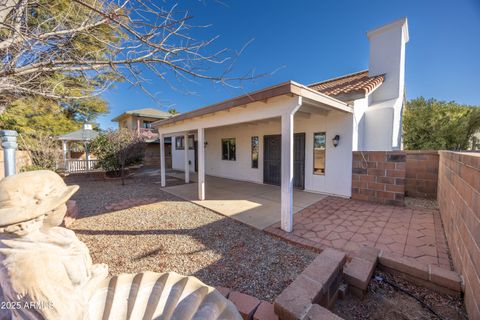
[367,17,409,43]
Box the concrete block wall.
[352,151,406,206]
[405,151,439,199]
[437,151,480,319]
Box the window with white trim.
[222,138,236,161]
[313,132,326,175]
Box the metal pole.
[0,130,18,177]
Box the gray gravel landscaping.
[68,174,316,301]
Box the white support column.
[158,133,167,187]
[62,140,68,169]
[84,143,90,170]
[184,133,190,183]
[280,97,302,233]
[159,134,166,187]
[197,128,205,200]
[281,113,294,232]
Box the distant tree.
[0,96,108,137]
[168,108,179,115]
[403,97,480,150]
[90,129,146,185]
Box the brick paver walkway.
[265,197,451,270]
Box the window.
[143,120,153,128]
[313,132,326,175]
[188,136,195,149]
[251,136,259,168]
[175,136,184,150]
[175,135,194,150]
[222,138,236,161]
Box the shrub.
[20,133,61,171]
[90,129,146,184]
[403,98,480,150]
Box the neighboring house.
[471,131,480,150]
[112,108,172,138]
[112,108,174,168]
[152,18,409,232]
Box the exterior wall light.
[332,135,340,147]
[204,141,208,148]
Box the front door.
[263,133,305,189]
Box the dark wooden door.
[263,135,282,186]
[263,133,305,189]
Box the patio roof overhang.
[152,80,353,130]
[154,81,354,235]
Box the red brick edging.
[217,287,278,320]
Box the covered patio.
[163,172,326,229]
[153,81,353,233]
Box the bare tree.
[18,132,62,171]
[0,0,259,113]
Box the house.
[112,108,174,167]
[470,130,480,150]
[112,108,172,135]
[152,18,409,232]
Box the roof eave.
[111,113,127,122]
[152,81,352,128]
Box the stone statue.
[0,170,240,320]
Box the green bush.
[403,98,480,150]
[90,129,146,184]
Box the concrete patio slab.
[162,173,326,230]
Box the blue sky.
[97,0,480,129]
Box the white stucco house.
[152,18,409,232]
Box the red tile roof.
[309,70,384,97]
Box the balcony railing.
[62,159,100,173]
[138,127,159,140]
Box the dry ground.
[68,176,316,301]
[334,270,467,320]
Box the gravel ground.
[68,175,316,301]
[405,197,439,210]
[334,270,467,320]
